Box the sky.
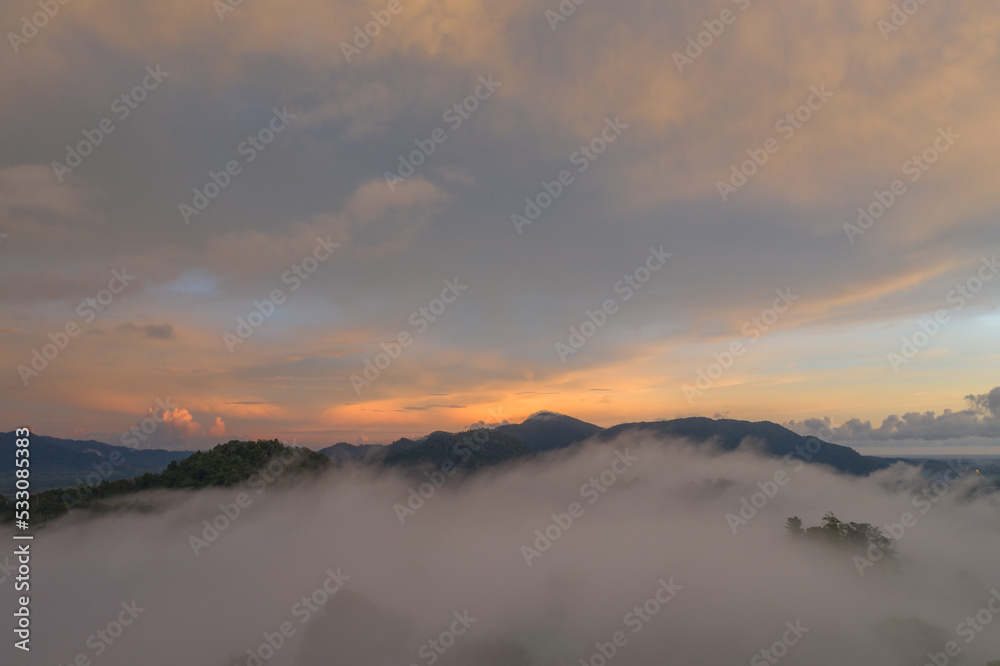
[1,0,999,449]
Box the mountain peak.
[496,412,603,453]
[524,410,571,422]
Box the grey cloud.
[118,322,176,339]
[787,387,1000,441]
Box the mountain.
[0,431,193,495]
[599,417,894,476]
[318,426,544,474]
[7,439,329,524]
[381,429,532,472]
[5,416,985,527]
[153,439,329,488]
[495,411,603,453]
[318,442,385,464]
[315,413,895,478]
[0,415,909,502]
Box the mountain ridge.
[6,412,978,498]
[313,412,896,477]
[0,431,193,495]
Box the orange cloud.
[208,417,226,438]
[160,408,200,436]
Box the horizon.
[8,403,1000,459]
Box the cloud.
[107,407,230,450]
[145,324,176,339]
[208,416,226,438]
[0,164,94,219]
[199,175,450,296]
[1,437,997,665]
[1,0,999,440]
[966,386,1000,419]
[161,408,201,437]
[786,386,1000,441]
[337,175,451,256]
[118,322,177,339]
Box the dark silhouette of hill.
[318,442,385,464]
[1,439,328,524]
[381,429,532,472]
[315,413,896,478]
[495,411,603,452]
[317,428,535,474]
[8,416,991,530]
[598,417,894,476]
[0,431,192,495]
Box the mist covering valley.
[3,432,998,666]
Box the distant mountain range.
[598,417,894,476]
[319,428,533,472]
[316,410,604,467]
[0,432,192,495]
[6,412,993,496]
[5,439,329,524]
[316,411,896,477]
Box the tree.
[818,512,845,541]
[1,440,329,525]
[785,516,804,536]
[787,512,896,557]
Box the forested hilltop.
[0,439,328,524]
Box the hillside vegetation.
[1,439,328,524]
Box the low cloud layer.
[788,386,1000,442]
[2,435,998,665]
